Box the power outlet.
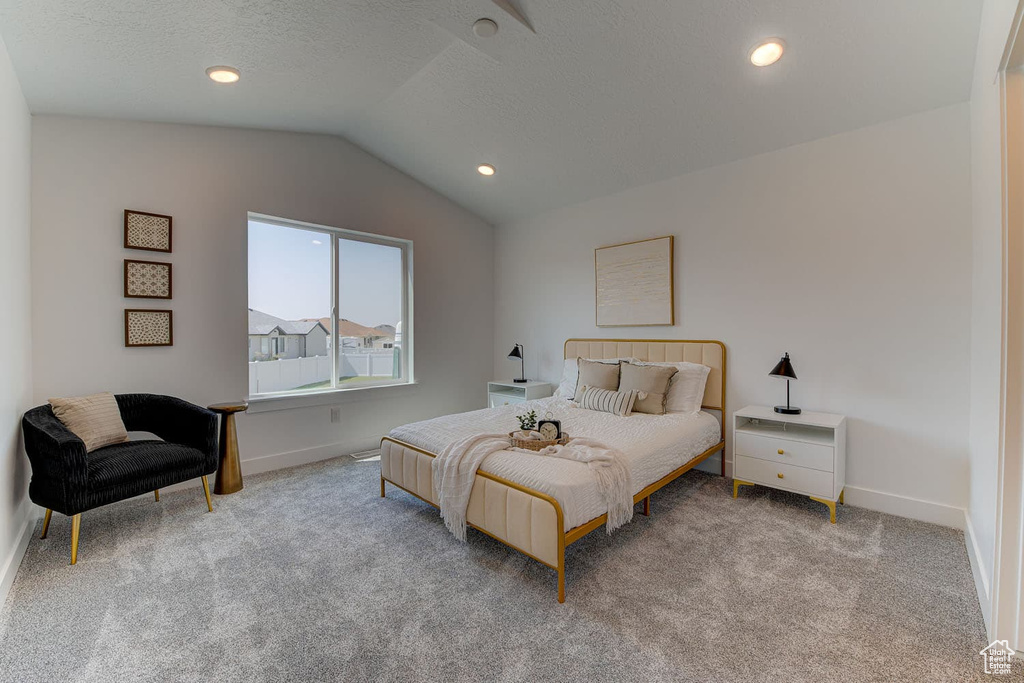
[330,407,341,423]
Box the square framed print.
[124,210,172,253]
[125,309,173,347]
[124,259,172,299]
[595,235,674,327]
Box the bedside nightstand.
[732,405,847,523]
[487,380,552,408]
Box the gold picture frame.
[594,236,674,326]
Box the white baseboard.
[161,440,362,493]
[841,485,965,529]
[964,512,993,637]
[0,505,39,608]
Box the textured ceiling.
[0,0,982,224]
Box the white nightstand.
[487,380,552,408]
[732,405,847,523]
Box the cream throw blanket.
[431,434,633,541]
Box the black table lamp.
[508,343,527,383]
[769,352,801,415]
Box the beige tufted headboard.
[564,339,726,411]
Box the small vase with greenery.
[515,409,538,431]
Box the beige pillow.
[573,358,621,402]
[48,392,129,452]
[577,386,640,417]
[619,362,678,415]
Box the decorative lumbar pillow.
[48,392,129,452]
[554,357,637,399]
[634,361,711,413]
[577,385,640,417]
[573,358,622,402]
[618,362,678,415]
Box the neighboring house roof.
[249,309,328,336]
[375,324,396,335]
[301,317,387,338]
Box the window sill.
[247,381,419,414]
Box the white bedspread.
[388,396,722,531]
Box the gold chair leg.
[70,514,81,565]
[809,496,837,524]
[733,479,754,498]
[641,495,651,516]
[154,489,160,502]
[380,477,386,498]
[839,489,845,505]
[40,509,52,539]
[201,476,213,512]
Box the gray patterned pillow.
[577,385,640,417]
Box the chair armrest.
[115,394,218,461]
[21,406,89,493]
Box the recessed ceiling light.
[206,66,241,84]
[749,39,785,67]
[478,164,496,176]
[473,18,499,38]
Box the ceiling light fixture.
[473,18,499,38]
[478,164,496,176]
[206,66,241,84]
[749,39,785,67]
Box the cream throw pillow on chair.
[48,392,129,452]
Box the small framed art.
[125,309,173,347]
[124,210,172,253]
[124,259,172,299]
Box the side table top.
[208,401,249,414]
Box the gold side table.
[209,401,248,495]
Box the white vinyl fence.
[249,350,397,394]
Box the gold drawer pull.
[777,473,784,479]
[777,449,784,455]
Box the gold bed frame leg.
[40,509,52,539]
[733,479,754,498]
[380,477,386,498]
[154,489,160,502]
[809,496,837,524]
[641,496,651,516]
[70,514,81,565]
[201,476,213,512]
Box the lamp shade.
[507,344,523,360]
[769,353,797,380]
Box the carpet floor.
[0,456,1005,682]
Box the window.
[248,214,412,397]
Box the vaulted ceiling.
[0,0,982,224]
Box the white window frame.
[247,212,414,409]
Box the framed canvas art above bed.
[595,236,674,327]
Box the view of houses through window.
[248,215,411,396]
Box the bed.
[379,338,726,602]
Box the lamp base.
[774,405,802,415]
[513,378,528,383]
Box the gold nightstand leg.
[839,489,844,505]
[809,496,837,524]
[733,479,754,498]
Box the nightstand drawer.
[735,432,834,472]
[734,455,834,499]
[489,394,526,408]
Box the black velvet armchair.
[22,394,219,565]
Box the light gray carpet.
[0,456,1005,682]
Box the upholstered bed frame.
[379,338,726,602]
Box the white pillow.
[633,361,711,413]
[553,357,638,399]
